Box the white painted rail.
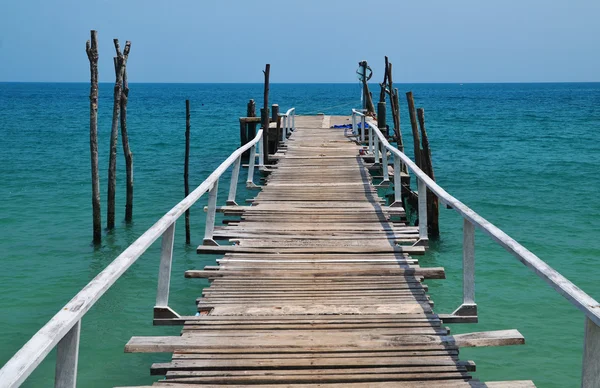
[278,107,296,142]
[0,128,265,387]
[352,109,600,387]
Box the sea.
[0,82,599,387]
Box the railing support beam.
[155,222,176,308]
[390,155,402,207]
[582,318,600,388]
[247,144,259,188]
[226,156,241,206]
[414,177,428,246]
[54,320,80,388]
[203,180,219,246]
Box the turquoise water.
[0,82,599,387]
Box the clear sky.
[0,0,598,83]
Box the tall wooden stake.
[120,41,133,223]
[406,91,421,168]
[379,56,389,103]
[107,39,125,230]
[85,30,101,244]
[386,63,402,148]
[417,108,440,238]
[359,60,376,115]
[262,64,270,165]
[184,100,191,244]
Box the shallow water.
[0,82,599,387]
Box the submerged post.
[184,100,191,244]
[85,30,101,244]
[406,91,421,168]
[107,39,125,230]
[120,41,133,223]
[417,108,440,238]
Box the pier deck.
[122,115,533,387]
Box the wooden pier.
[122,115,531,387]
[2,110,599,388]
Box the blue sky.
[0,0,598,83]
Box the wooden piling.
[247,99,256,140]
[406,91,421,168]
[378,56,389,103]
[85,30,101,244]
[120,41,133,223]
[107,39,125,230]
[359,60,376,115]
[262,64,270,165]
[184,100,191,244]
[417,108,439,238]
[271,104,280,146]
[377,102,387,137]
[386,63,402,151]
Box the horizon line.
[2,81,600,85]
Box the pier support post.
[154,222,180,320]
[377,102,386,136]
[55,320,80,388]
[582,318,600,388]
[406,92,421,168]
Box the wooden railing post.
[582,318,600,387]
[203,180,219,246]
[391,155,402,207]
[417,177,428,245]
[373,128,380,163]
[156,222,176,307]
[54,321,81,388]
[227,156,241,206]
[361,115,366,143]
[292,109,295,131]
[247,144,257,187]
[351,112,357,135]
[462,219,476,306]
[381,143,389,182]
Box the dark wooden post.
[85,30,101,244]
[377,102,386,136]
[120,41,133,223]
[184,100,191,244]
[107,39,125,230]
[359,60,376,115]
[417,108,439,238]
[271,104,280,146]
[406,91,421,168]
[262,64,270,164]
[379,56,389,103]
[386,63,402,149]
[247,99,256,139]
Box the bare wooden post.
[184,100,191,244]
[85,30,101,244]
[417,108,440,238]
[359,61,376,115]
[383,63,400,145]
[379,56,389,103]
[262,64,270,165]
[272,104,280,145]
[242,100,256,161]
[107,39,125,230]
[406,91,421,168]
[120,41,133,223]
[377,102,386,136]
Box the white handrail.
[278,107,296,142]
[351,108,600,386]
[0,129,264,387]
